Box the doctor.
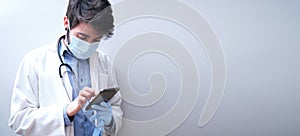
[8,0,122,136]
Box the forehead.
[71,22,103,37]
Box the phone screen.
[85,87,119,110]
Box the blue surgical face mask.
[68,35,100,60]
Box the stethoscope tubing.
[57,35,78,101]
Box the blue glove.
[89,102,113,129]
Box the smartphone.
[85,87,120,110]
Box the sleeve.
[8,52,66,135]
[103,56,123,136]
[63,105,73,126]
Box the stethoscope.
[57,35,74,78]
[58,35,105,127]
[57,35,79,101]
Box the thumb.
[97,119,105,129]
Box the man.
[8,0,122,135]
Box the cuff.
[93,127,102,136]
[63,105,73,126]
[104,116,116,135]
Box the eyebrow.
[77,32,103,40]
[77,32,90,38]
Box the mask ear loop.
[66,19,71,45]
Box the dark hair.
[66,0,114,38]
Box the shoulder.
[22,43,56,64]
[97,50,111,63]
[93,50,114,73]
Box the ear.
[63,16,69,30]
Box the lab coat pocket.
[99,73,109,90]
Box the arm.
[104,57,123,136]
[8,53,66,135]
[104,91,123,136]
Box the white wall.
[0,0,68,135]
[1,0,299,135]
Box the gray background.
[1,0,299,135]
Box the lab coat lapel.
[89,52,99,93]
[49,43,73,102]
[62,67,73,102]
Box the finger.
[83,87,95,96]
[97,112,111,117]
[100,102,112,108]
[91,104,107,111]
[79,90,94,100]
[77,96,87,106]
[90,114,97,121]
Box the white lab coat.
[8,42,123,136]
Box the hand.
[89,102,113,128]
[67,87,95,116]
